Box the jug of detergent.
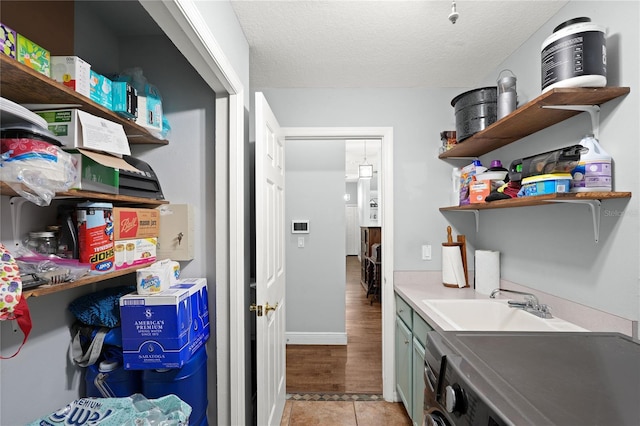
[570,134,612,192]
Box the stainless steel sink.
[422,299,588,332]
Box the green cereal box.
[0,22,17,59]
[17,33,50,76]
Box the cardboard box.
[16,33,50,76]
[0,22,17,59]
[114,237,157,271]
[112,81,137,120]
[120,278,210,369]
[136,84,163,131]
[67,149,119,194]
[36,109,130,155]
[113,207,160,240]
[51,56,91,97]
[469,180,490,204]
[89,70,113,110]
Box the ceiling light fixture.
[448,0,459,24]
[359,141,373,179]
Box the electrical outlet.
[422,244,432,260]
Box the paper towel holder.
[442,226,469,288]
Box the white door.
[254,92,286,426]
[345,205,358,255]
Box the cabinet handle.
[404,339,410,345]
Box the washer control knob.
[444,383,466,414]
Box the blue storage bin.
[142,344,208,426]
[85,360,142,398]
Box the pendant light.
[358,141,373,179]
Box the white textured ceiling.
[231,0,568,89]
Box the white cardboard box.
[36,109,130,155]
[51,56,91,97]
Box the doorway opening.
[284,137,385,396]
[285,253,383,394]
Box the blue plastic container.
[142,345,208,426]
[85,360,142,398]
[522,173,571,197]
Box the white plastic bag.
[1,137,76,206]
[28,394,192,426]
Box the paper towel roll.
[442,246,466,288]
[475,250,500,295]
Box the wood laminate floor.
[283,256,411,425]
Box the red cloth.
[1,296,32,359]
[502,181,521,198]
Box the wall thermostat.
[291,220,309,234]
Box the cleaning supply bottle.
[488,160,508,172]
[472,159,487,174]
[451,167,461,206]
[570,134,612,192]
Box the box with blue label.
[119,278,209,370]
[90,70,113,110]
[112,81,137,120]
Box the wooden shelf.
[0,181,168,206]
[23,265,145,299]
[1,54,170,298]
[441,192,631,242]
[439,87,630,159]
[0,55,168,146]
[440,192,632,211]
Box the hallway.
[281,256,411,425]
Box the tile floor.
[280,400,413,426]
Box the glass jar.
[27,231,58,255]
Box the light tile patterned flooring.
[280,400,412,426]
[281,256,412,425]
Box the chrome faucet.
[490,288,552,319]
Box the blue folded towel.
[68,285,135,327]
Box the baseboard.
[286,332,348,345]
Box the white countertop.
[394,270,636,336]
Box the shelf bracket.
[548,199,601,243]
[542,105,600,139]
[10,196,29,250]
[453,209,480,232]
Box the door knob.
[265,302,278,313]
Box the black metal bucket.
[451,87,497,143]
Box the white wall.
[345,181,358,205]
[192,0,250,106]
[255,87,460,270]
[254,1,640,323]
[285,139,347,342]
[254,88,458,368]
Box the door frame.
[139,1,246,425]
[283,127,395,401]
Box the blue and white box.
[119,278,209,370]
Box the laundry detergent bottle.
[570,134,612,192]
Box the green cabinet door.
[395,315,412,414]
[412,337,426,426]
